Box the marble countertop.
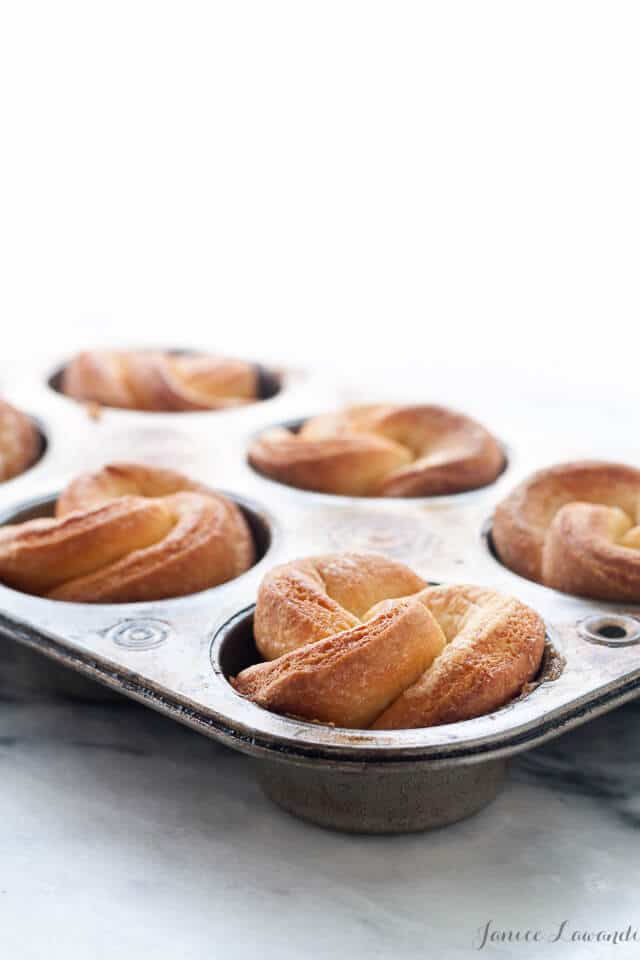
[1,644,639,960]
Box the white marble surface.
[1,652,639,960]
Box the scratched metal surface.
[0,353,639,770]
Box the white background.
[0,11,639,960]
[1,1,638,398]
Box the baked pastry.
[493,460,640,602]
[0,399,41,482]
[248,404,504,496]
[60,350,262,411]
[0,463,255,601]
[232,554,545,729]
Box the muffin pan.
[0,360,639,833]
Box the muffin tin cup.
[0,488,274,703]
[0,361,639,832]
[255,755,510,834]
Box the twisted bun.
[61,350,260,412]
[493,460,640,601]
[249,405,504,496]
[233,554,545,729]
[0,399,40,483]
[0,463,255,602]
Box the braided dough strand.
[249,405,504,497]
[61,350,259,411]
[0,399,40,482]
[493,460,640,601]
[0,463,255,602]
[233,554,545,730]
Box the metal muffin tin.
[0,354,639,834]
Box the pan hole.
[578,614,640,647]
[597,624,627,640]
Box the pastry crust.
[253,553,428,660]
[0,462,255,602]
[248,404,504,497]
[493,460,640,601]
[233,554,545,730]
[61,350,259,412]
[0,399,41,483]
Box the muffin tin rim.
[209,601,566,737]
[1,596,638,767]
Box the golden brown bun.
[232,554,545,729]
[248,405,504,497]
[0,399,41,483]
[61,350,259,411]
[253,553,428,660]
[493,460,640,602]
[0,463,255,602]
[372,585,545,729]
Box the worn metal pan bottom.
[256,755,509,834]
